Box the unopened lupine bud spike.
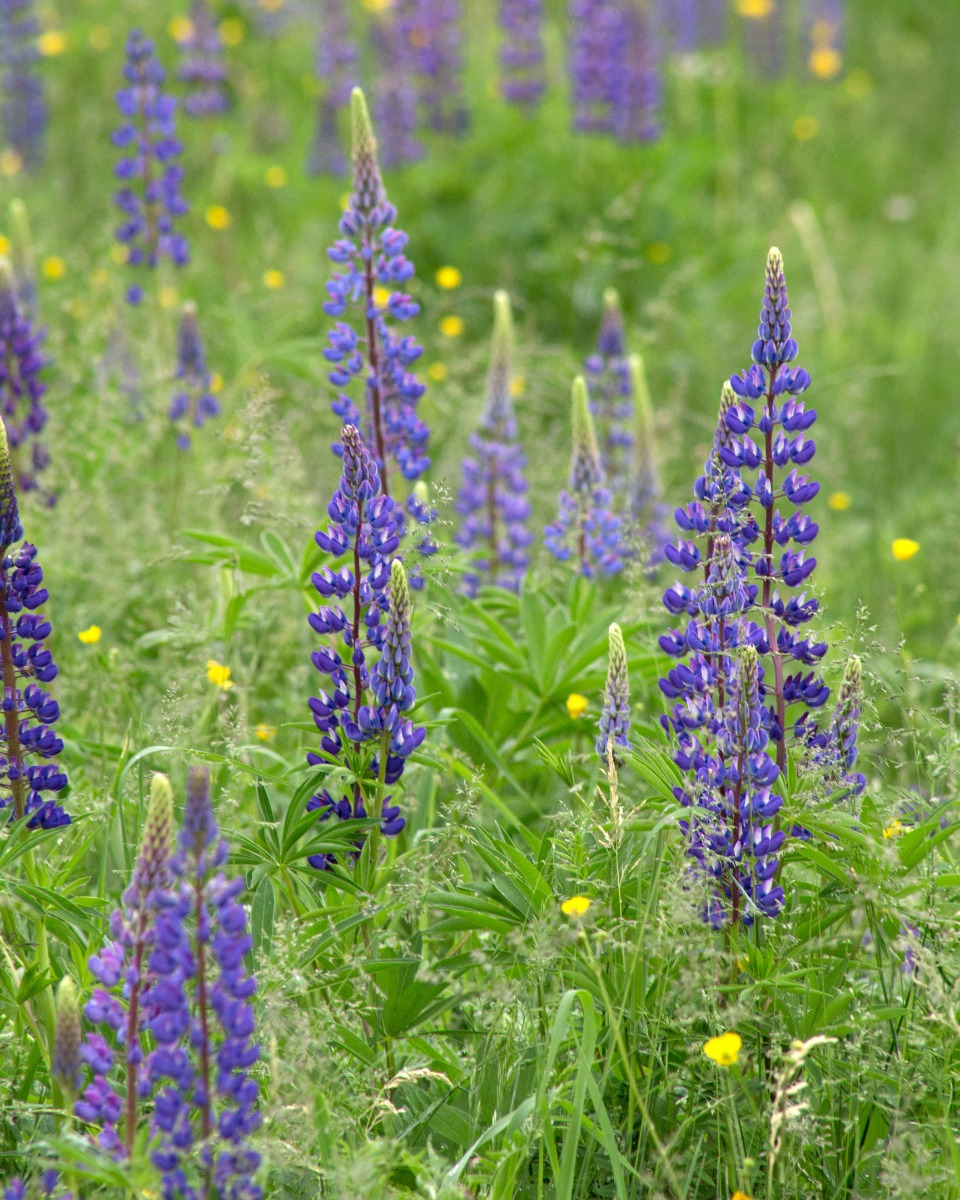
[570,376,602,492]
[481,289,515,433]
[0,416,22,553]
[53,976,83,1097]
[129,773,175,899]
[597,622,631,765]
[350,86,385,216]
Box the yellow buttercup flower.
[265,165,288,189]
[510,375,526,397]
[810,47,842,80]
[219,18,245,46]
[440,315,464,338]
[361,0,395,10]
[883,819,905,840]
[892,538,919,562]
[435,266,462,290]
[210,372,224,394]
[255,723,277,742]
[732,1192,753,1200]
[168,16,194,43]
[77,625,102,645]
[736,0,773,16]
[373,285,392,308]
[827,491,851,511]
[37,31,67,57]
[0,236,10,256]
[41,256,66,280]
[263,269,285,290]
[427,362,447,382]
[793,116,819,141]
[703,1031,742,1067]
[0,150,22,177]
[207,660,234,690]
[89,26,111,50]
[158,286,179,310]
[205,205,231,231]
[646,242,671,264]
[561,895,591,918]
[566,693,589,719]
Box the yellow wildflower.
[561,895,591,918]
[732,1193,753,1200]
[77,625,102,645]
[89,26,111,50]
[205,205,231,231]
[566,693,589,719]
[435,266,462,290]
[427,362,448,382]
[646,242,671,264]
[827,491,850,511]
[263,269,285,290]
[255,723,277,742]
[703,1031,742,1067]
[339,192,351,212]
[793,116,819,141]
[510,375,526,397]
[207,660,234,690]
[0,150,22,177]
[265,165,288,189]
[373,285,392,308]
[158,286,179,310]
[736,0,773,16]
[440,315,464,338]
[892,538,919,562]
[810,47,842,80]
[0,236,9,256]
[37,31,67,56]
[168,16,194,43]
[361,0,395,10]
[210,372,224,394]
[41,256,66,280]
[883,819,905,840]
[219,18,245,46]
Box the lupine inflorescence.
[455,290,532,596]
[308,0,357,176]
[370,10,422,169]
[168,301,219,450]
[660,0,728,52]
[79,769,262,1197]
[0,257,51,499]
[597,622,630,767]
[806,654,864,799]
[306,424,425,869]
[324,88,428,497]
[177,0,228,118]
[498,0,546,107]
[112,30,189,306]
[0,417,66,830]
[568,0,660,143]
[398,0,468,136]
[545,377,625,577]
[0,0,46,169]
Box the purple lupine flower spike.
[169,301,219,450]
[597,623,630,766]
[397,0,468,136]
[177,0,228,117]
[306,422,407,868]
[112,30,189,306]
[324,88,428,496]
[0,417,67,829]
[498,0,545,107]
[455,290,532,596]
[78,773,174,1157]
[545,377,625,577]
[627,354,670,569]
[53,976,84,1099]
[0,257,52,500]
[568,0,619,134]
[370,12,422,168]
[609,2,661,144]
[0,0,46,169]
[308,0,357,176]
[584,289,632,497]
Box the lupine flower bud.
[128,772,174,901]
[752,247,798,367]
[0,0,47,169]
[112,31,189,305]
[53,975,83,1098]
[324,88,428,493]
[0,256,52,501]
[168,301,219,450]
[597,623,630,764]
[545,377,625,577]
[456,290,532,595]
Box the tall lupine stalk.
[168,301,219,450]
[584,289,632,499]
[177,0,228,118]
[609,1,661,144]
[568,0,620,134]
[498,0,546,107]
[0,0,46,169]
[306,425,424,870]
[727,248,824,775]
[324,88,429,499]
[370,12,422,168]
[627,353,670,568]
[112,31,189,306]
[805,654,864,799]
[455,290,532,596]
[0,257,52,499]
[397,0,468,136]
[597,622,630,766]
[545,377,626,577]
[308,0,356,177]
[0,417,66,829]
[659,0,728,52]
[78,770,262,1196]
